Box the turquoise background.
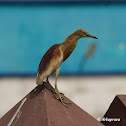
[1,4,126,75]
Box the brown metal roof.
[0,82,104,126]
[101,95,126,126]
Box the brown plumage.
[36,29,97,107]
[37,44,60,77]
[36,44,62,85]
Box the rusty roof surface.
[0,82,104,126]
[101,95,126,126]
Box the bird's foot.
[51,89,64,100]
[51,89,64,96]
[53,89,71,107]
[54,95,71,107]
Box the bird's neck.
[60,34,81,62]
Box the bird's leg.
[46,76,50,83]
[46,76,64,96]
[46,76,64,95]
[46,76,56,92]
[54,67,71,107]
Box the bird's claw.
[60,92,64,95]
[54,95,64,100]
[50,87,71,107]
[61,96,64,100]
[54,95,71,108]
[51,89,64,96]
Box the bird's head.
[76,29,98,39]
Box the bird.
[36,29,97,107]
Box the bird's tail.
[36,73,44,85]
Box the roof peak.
[0,82,104,126]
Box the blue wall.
[1,3,126,76]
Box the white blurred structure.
[0,76,126,119]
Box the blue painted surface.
[0,4,126,75]
[0,0,126,3]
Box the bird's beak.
[85,33,98,39]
